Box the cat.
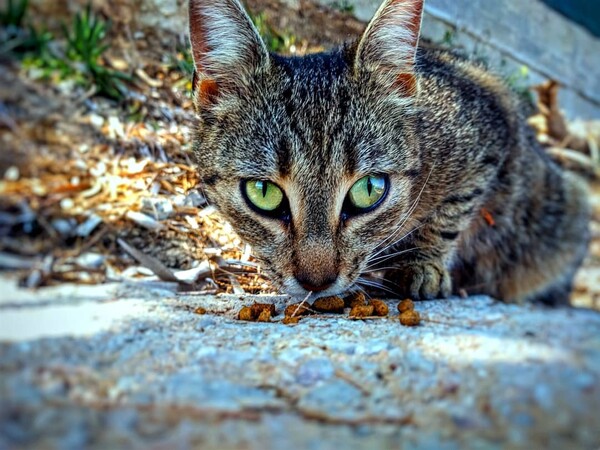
[187,0,590,304]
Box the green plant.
[250,12,296,53]
[63,5,109,65]
[0,24,51,55]
[504,65,534,105]
[23,5,131,100]
[171,45,195,76]
[165,44,195,97]
[0,0,29,28]
[62,5,130,99]
[330,1,355,13]
[440,29,457,47]
[0,0,51,57]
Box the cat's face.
[189,0,425,297]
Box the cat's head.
[188,0,425,297]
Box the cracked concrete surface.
[1,275,600,449]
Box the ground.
[1,276,600,449]
[1,1,600,448]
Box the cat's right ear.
[188,0,270,107]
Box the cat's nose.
[299,281,332,292]
[295,273,337,292]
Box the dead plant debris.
[284,302,312,317]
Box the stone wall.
[319,0,600,119]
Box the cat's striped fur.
[188,0,590,303]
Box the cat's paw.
[388,262,452,300]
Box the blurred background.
[1,0,599,308]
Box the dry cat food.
[238,306,254,321]
[238,302,275,322]
[397,299,415,313]
[282,316,301,325]
[369,299,389,316]
[344,291,367,308]
[349,299,389,318]
[349,304,374,318]
[234,297,403,324]
[399,310,421,326]
[251,303,276,317]
[256,309,272,322]
[284,302,312,317]
[396,299,421,326]
[193,306,207,315]
[312,296,345,313]
[283,301,312,325]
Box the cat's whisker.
[357,283,397,298]
[356,276,398,297]
[359,272,405,290]
[365,221,426,268]
[369,164,435,260]
[360,266,403,273]
[367,223,425,262]
[354,284,372,300]
[368,219,413,261]
[369,206,418,260]
[366,246,420,267]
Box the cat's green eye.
[348,175,387,210]
[244,180,284,212]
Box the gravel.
[1,275,599,449]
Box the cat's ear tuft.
[188,0,270,106]
[355,0,424,97]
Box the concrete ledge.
[1,277,599,448]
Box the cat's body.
[188,0,590,304]
[388,46,590,303]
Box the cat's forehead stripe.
[273,52,361,178]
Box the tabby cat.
[187,0,590,304]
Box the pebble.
[4,166,19,181]
[59,198,74,210]
[87,113,104,128]
[107,116,125,139]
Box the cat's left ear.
[188,0,270,107]
[354,0,424,97]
